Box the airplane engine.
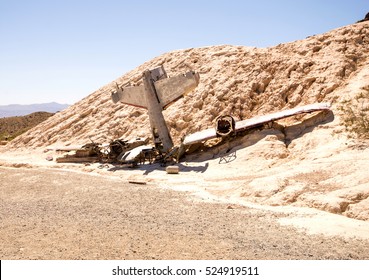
[215,115,235,137]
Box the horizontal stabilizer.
[111,85,147,109]
[155,71,200,109]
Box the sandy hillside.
[4,21,369,148]
[1,21,369,227]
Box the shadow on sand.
[106,161,209,175]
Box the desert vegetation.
[339,86,369,139]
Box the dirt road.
[1,167,369,260]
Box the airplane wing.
[154,71,200,109]
[111,85,147,109]
[182,102,331,146]
[235,102,331,132]
[182,128,217,146]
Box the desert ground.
[1,165,369,260]
[1,131,369,260]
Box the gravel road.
[1,167,369,260]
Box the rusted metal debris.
[55,136,179,166]
[56,137,149,164]
[56,155,100,163]
[215,115,235,137]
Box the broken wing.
[182,102,331,146]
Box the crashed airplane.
[111,66,331,165]
[112,65,200,152]
[56,65,331,166]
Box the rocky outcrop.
[357,12,369,23]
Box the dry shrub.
[339,86,369,139]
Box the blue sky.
[0,0,367,105]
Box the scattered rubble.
[56,137,149,164]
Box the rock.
[45,155,53,161]
[166,165,179,174]
[357,12,369,23]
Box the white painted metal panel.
[235,102,331,131]
[182,103,331,146]
[111,85,147,109]
[155,71,200,109]
[182,128,217,146]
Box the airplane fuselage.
[142,69,174,151]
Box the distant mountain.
[0,102,69,118]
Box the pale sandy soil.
[1,166,369,260]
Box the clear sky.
[0,0,367,105]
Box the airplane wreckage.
[57,65,331,166]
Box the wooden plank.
[128,180,147,185]
[56,156,99,163]
[54,146,82,151]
